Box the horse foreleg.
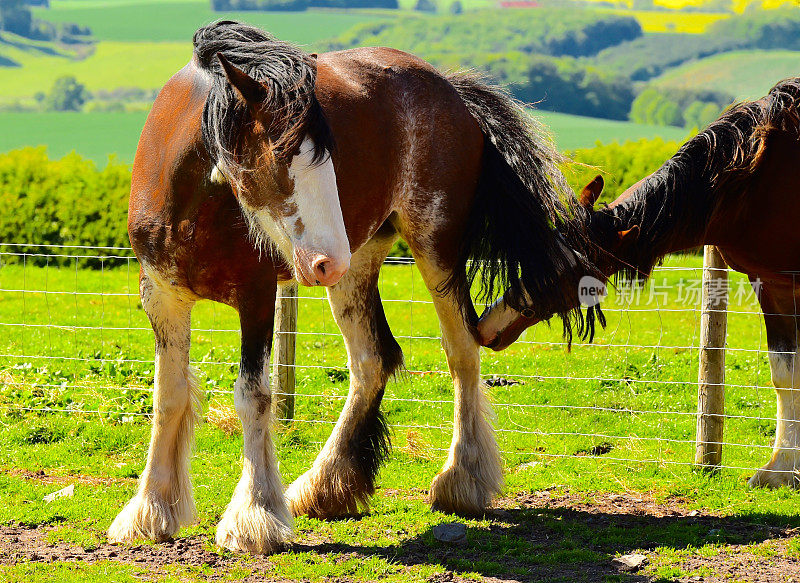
[109,273,201,543]
[286,235,401,518]
[415,258,503,516]
[750,346,800,488]
[216,288,292,553]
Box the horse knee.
[233,377,272,424]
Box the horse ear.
[580,175,604,209]
[217,53,267,106]
[617,225,639,248]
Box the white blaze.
[286,137,350,268]
[238,136,349,284]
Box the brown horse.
[479,77,800,490]
[112,21,596,553]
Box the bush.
[629,87,732,128]
[0,148,132,267]
[565,138,685,205]
[414,0,436,12]
[0,0,32,37]
[513,55,635,120]
[0,138,690,268]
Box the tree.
[653,100,683,127]
[0,0,33,37]
[414,0,436,13]
[448,0,462,13]
[43,76,89,112]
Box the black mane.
[192,21,334,178]
[600,77,800,281]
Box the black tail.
[444,72,602,344]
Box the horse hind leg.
[413,255,503,515]
[749,344,800,489]
[109,271,201,543]
[216,285,292,553]
[286,231,402,518]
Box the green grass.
[0,112,147,163]
[0,254,798,580]
[536,110,689,151]
[0,253,784,489]
[33,0,387,43]
[0,110,690,164]
[652,50,800,101]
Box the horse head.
[476,175,639,351]
[215,53,350,287]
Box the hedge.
[0,138,688,267]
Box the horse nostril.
[317,262,327,276]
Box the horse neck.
[607,149,721,276]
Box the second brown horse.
[480,77,800,493]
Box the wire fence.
[0,242,782,477]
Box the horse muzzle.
[477,299,540,351]
[293,247,350,287]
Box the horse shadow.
[291,497,800,583]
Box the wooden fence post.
[272,282,297,422]
[694,245,728,470]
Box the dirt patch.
[4,468,136,487]
[676,544,800,583]
[1,490,799,582]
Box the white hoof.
[215,494,292,554]
[108,492,189,543]
[748,463,800,489]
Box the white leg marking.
[216,351,292,553]
[109,274,201,543]
[750,348,800,488]
[416,260,503,515]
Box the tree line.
[322,6,800,125]
[0,0,90,43]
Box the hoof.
[216,494,292,554]
[428,463,501,517]
[748,465,800,489]
[109,492,189,543]
[286,465,370,519]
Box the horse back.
[315,47,485,258]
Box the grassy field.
[33,0,386,43]
[0,112,147,163]
[653,50,800,101]
[537,111,688,151]
[0,110,689,164]
[1,251,799,580]
[0,39,192,102]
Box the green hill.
[652,50,800,101]
[0,37,191,103]
[33,0,383,43]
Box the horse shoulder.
[128,63,211,270]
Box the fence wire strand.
[0,244,784,476]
